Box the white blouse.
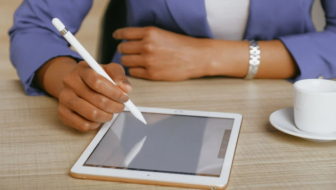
[204,0,250,40]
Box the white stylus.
[52,18,147,124]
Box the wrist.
[203,40,250,77]
[183,38,215,79]
[196,39,223,77]
[35,57,77,98]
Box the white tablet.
[70,107,242,189]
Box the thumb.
[103,63,132,93]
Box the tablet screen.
[84,111,234,177]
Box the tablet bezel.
[70,107,242,189]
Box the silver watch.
[245,40,260,80]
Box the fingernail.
[89,123,102,131]
[122,80,133,92]
[121,92,129,102]
[122,80,132,86]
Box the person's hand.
[58,61,132,132]
[113,27,212,81]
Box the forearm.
[34,57,77,98]
[204,39,298,79]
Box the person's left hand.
[113,27,211,81]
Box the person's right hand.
[57,61,132,131]
[34,57,132,132]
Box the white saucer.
[269,107,336,142]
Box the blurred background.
[0,0,326,81]
[0,0,110,80]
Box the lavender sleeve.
[279,0,336,82]
[9,0,93,95]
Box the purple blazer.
[9,0,336,95]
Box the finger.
[113,27,146,40]
[58,104,100,132]
[62,65,125,113]
[129,67,151,79]
[79,61,129,92]
[60,89,114,123]
[79,67,129,102]
[73,97,114,123]
[118,41,143,54]
[65,78,126,114]
[103,63,133,93]
[121,55,145,68]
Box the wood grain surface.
[1,78,336,190]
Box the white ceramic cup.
[293,79,336,134]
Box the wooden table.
[1,78,335,190]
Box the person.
[9,0,336,132]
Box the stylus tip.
[124,100,147,125]
[137,114,147,125]
[129,105,147,124]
